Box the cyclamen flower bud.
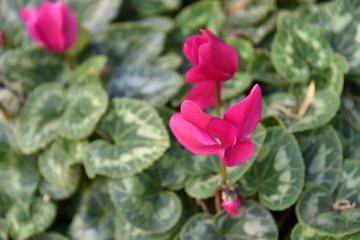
[21,0,78,52]
[221,190,241,216]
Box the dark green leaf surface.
[85,98,169,179]
[238,127,304,210]
[180,201,278,240]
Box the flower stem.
[214,80,227,212]
[64,52,74,70]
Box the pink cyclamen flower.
[169,84,262,167]
[183,29,238,109]
[221,197,241,216]
[21,0,78,52]
[0,31,3,45]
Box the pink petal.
[35,0,64,51]
[21,8,47,47]
[183,35,208,66]
[58,1,77,49]
[221,197,241,216]
[169,113,222,155]
[181,100,237,148]
[186,65,232,83]
[224,84,262,138]
[219,137,255,167]
[186,81,223,110]
[0,31,3,45]
[197,29,238,79]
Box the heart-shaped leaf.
[291,223,360,240]
[295,125,343,192]
[296,159,360,236]
[151,52,182,71]
[0,147,39,203]
[263,88,340,132]
[175,1,224,36]
[331,116,360,159]
[180,201,278,240]
[185,124,266,199]
[106,66,183,106]
[70,179,115,240]
[272,13,333,83]
[99,22,165,67]
[238,127,304,210]
[7,198,56,240]
[0,47,64,91]
[307,0,360,76]
[67,0,123,35]
[16,83,108,154]
[84,98,169,179]
[108,154,182,233]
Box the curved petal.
[59,1,77,49]
[221,197,241,216]
[185,65,232,83]
[219,137,255,167]
[224,84,262,137]
[198,29,238,79]
[169,113,222,155]
[36,0,64,51]
[181,100,237,147]
[21,8,47,47]
[183,35,208,66]
[186,81,223,110]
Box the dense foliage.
[0,0,360,239]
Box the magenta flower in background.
[169,84,262,167]
[221,197,241,216]
[0,31,3,45]
[183,29,238,109]
[21,0,78,52]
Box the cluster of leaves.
[0,0,360,239]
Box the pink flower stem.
[214,80,228,213]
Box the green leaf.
[7,198,56,240]
[99,22,165,67]
[0,191,12,218]
[132,0,180,16]
[341,95,360,130]
[16,83,64,154]
[38,140,81,194]
[296,159,360,236]
[114,213,181,240]
[331,116,360,159]
[295,126,343,192]
[29,232,69,240]
[85,98,169,179]
[108,157,183,233]
[263,88,340,132]
[307,0,360,76]
[175,1,224,36]
[0,148,39,203]
[66,26,91,58]
[151,52,183,71]
[180,201,278,240]
[106,66,183,106]
[67,0,123,35]
[67,55,107,86]
[139,16,174,32]
[291,223,360,240]
[185,124,266,199]
[224,0,276,26]
[272,13,333,83]
[0,218,8,240]
[16,83,108,153]
[238,127,304,210]
[252,49,288,85]
[70,180,115,240]
[59,84,108,139]
[0,47,64,91]
[222,73,252,101]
